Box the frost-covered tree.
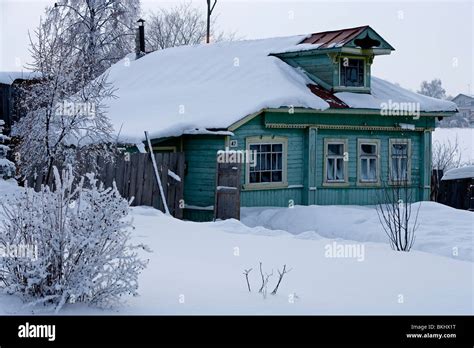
[49,0,141,79]
[146,3,235,51]
[0,166,147,311]
[13,12,116,183]
[418,79,447,99]
[0,120,15,179]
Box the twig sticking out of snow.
[243,268,252,292]
[271,265,292,295]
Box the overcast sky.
[1,0,472,96]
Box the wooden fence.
[26,152,185,218]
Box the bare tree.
[243,268,252,292]
[432,137,462,173]
[257,262,273,297]
[146,3,235,51]
[431,137,462,201]
[376,181,420,252]
[271,265,291,295]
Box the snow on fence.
[25,152,185,218]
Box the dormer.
[271,26,395,93]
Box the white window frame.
[357,139,381,186]
[389,138,412,185]
[323,138,349,187]
[244,136,288,190]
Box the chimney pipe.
[136,19,146,59]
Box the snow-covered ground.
[0,179,472,315]
[432,127,474,165]
[241,203,474,262]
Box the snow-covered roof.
[0,71,41,85]
[442,166,474,181]
[103,35,457,142]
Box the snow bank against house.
[104,37,329,142]
[442,165,474,180]
[241,202,474,262]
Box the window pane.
[392,158,399,180]
[361,144,376,155]
[361,158,368,179]
[328,144,343,156]
[255,154,261,171]
[341,58,364,87]
[336,158,344,180]
[265,153,271,171]
[250,144,259,152]
[261,171,271,182]
[272,171,282,182]
[250,172,258,183]
[272,144,282,152]
[248,142,284,184]
[368,158,376,180]
[401,158,408,180]
[327,158,335,180]
[393,143,407,156]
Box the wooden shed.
[439,166,474,210]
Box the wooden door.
[214,160,241,220]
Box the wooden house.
[102,26,457,221]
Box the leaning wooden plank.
[144,131,170,215]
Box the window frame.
[388,138,412,185]
[339,56,366,88]
[244,136,288,190]
[323,138,349,187]
[357,138,381,186]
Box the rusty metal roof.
[300,25,369,49]
[307,84,348,109]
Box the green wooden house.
[104,26,457,221]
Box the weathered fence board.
[25,152,185,218]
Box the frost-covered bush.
[0,166,147,311]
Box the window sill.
[243,182,289,191]
[357,181,381,187]
[322,181,350,188]
[388,180,412,186]
[333,86,370,93]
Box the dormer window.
[340,58,365,87]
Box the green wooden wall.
[151,111,434,221]
[232,111,432,208]
[182,135,225,221]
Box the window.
[340,58,365,87]
[358,139,380,185]
[324,139,348,185]
[245,136,288,188]
[389,139,411,184]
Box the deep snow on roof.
[442,166,474,181]
[0,71,40,85]
[103,35,457,142]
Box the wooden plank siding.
[229,112,431,207]
[182,135,226,221]
[174,111,434,221]
[232,116,306,207]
